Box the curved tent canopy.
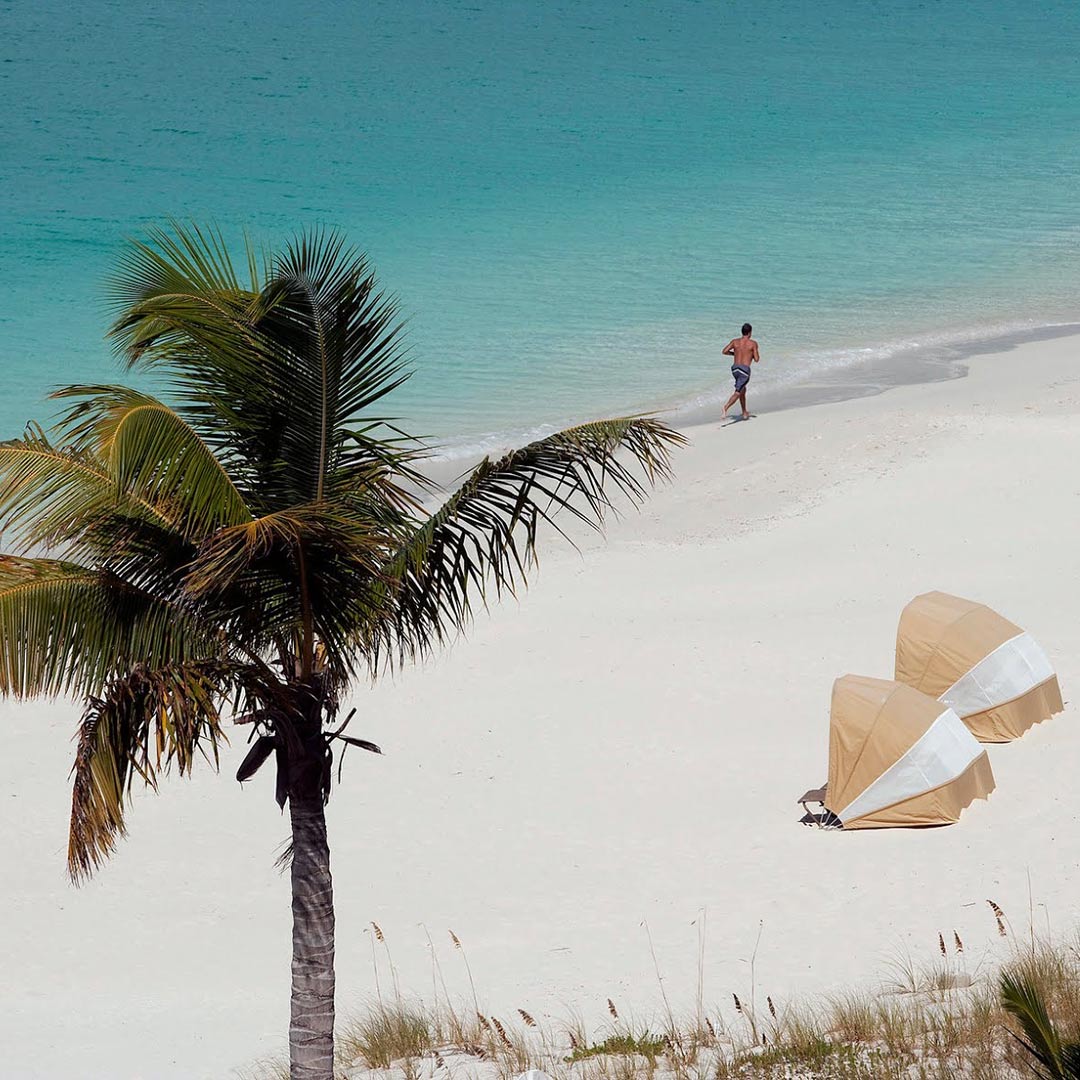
[895,591,1062,742]
[824,675,994,829]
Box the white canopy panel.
[837,707,984,824]
[938,631,1055,717]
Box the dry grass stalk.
[243,908,1080,1080]
[450,930,480,1021]
[988,898,1009,937]
[337,1000,432,1070]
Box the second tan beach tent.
[895,591,1063,742]
[823,676,995,829]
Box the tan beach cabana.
[895,592,1062,742]
[824,676,994,829]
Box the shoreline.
[4,328,1080,1078]
[671,319,1080,427]
[420,319,1080,479]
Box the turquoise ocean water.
[3,1,1080,457]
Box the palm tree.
[0,223,682,1080]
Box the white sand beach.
[3,332,1080,1078]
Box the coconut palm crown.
[0,223,682,1080]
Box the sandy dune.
[3,332,1079,1078]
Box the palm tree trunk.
[288,730,335,1080]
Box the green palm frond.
[0,426,176,551]
[68,661,237,882]
[182,504,392,680]
[1000,971,1072,1079]
[106,223,283,493]
[107,222,265,394]
[0,555,215,698]
[329,420,434,500]
[50,384,252,538]
[110,220,249,304]
[107,223,416,513]
[259,230,411,502]
[106,220,256,366]
[380,416,684,661]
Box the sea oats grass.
[238,909,1080,1079]
[336,1001,434,1070]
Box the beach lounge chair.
[796,784,836,827]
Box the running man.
[722,323,760,420]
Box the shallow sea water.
[3,0,1080,454]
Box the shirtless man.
[722,323,760,420]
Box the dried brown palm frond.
[68,662,234,880]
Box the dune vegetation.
[240,905,1080,1080]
